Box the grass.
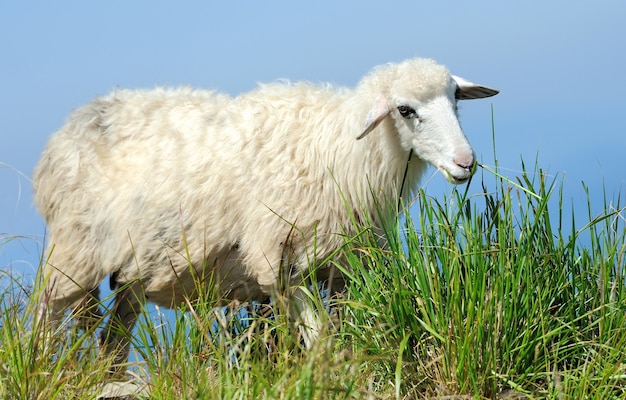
[1,154,625,399]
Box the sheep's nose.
[454,153,475,170]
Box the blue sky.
[1,2,625,283]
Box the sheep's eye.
[397,105,417,119]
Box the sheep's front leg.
[100,282,144,376]
[289,287,323,349]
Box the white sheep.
[33,58,498,367]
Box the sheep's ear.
[452,75,499,100]
[357,96,390,140]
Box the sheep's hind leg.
[33,262,104,357]
[100,282,144,376]
[75,287,104,331]
[289,286,323,349]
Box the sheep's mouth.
[448,174,470,184]
[439,167,472,184]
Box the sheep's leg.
[36,258,103,328]
[100,282,144,375]
[32,260,106,372]
[75,287,104,331]
[289,287,322,349]
[36,260,97,322]
[33,272,66,359]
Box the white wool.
[33,58,498,361]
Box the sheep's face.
[358,71,498,184]
[392,85,474,184]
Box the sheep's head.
[357,58,498,184]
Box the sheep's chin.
[439,168,470,185]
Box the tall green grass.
[339,161,626,398]
[1,155,624,399]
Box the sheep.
[33,58,498,369]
